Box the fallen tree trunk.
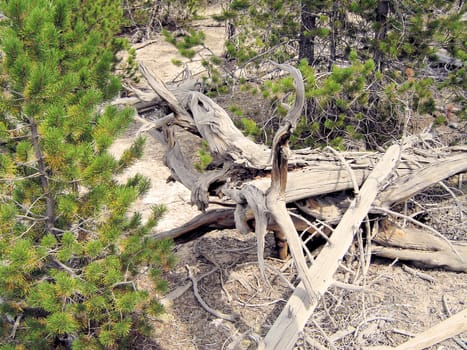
[131,65,467,213]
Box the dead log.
[259,63,315,295]
[139,63,194,131]
[153,206,326,246]
[375,153,467,208]
[153,208,236,242]
[136,64,467,215]
[248,152,466,204]
[152,150,466,239]
[154,203,467,272]
[221,63,318,297]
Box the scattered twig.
[265,264,295,290]
[331,280,370,292]
[325,146,360,197]
[395,308,467,350]
[234,298,287,308]
[442,295,467,350]
[401,264,435,283]
[354,316,397,341]
[133,39,159,50]
[199,252,234,303]
[321,294,339,329]
[186,265,237,322]
[329,326,356,342]
[364,309,467,350]
[305,338,330,350]
[289,211,332,244]
[311,319,338,350]
[438,180,464,221]
[160,267,218,307]
[9,315,21,339]
[392,328,415,337]
[363,216,373,276]
[134,113,175,135]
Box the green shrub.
[0,1,172,348]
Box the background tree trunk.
[298,1,316,64]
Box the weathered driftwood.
[259,144,401,350]
[138,62,467,273]
[222,63,318,297]
[153,150,466,239]
[375,152,467,208]
[153,206,324,244]
[248,152,466,205]
[173,88,271,169]
[363,308,467,350]
[257,63,315,295]
[139,63,195,131]
[136,64,467,211]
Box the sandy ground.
[135,4,226,83]
[109,122,200,232]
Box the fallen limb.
[152,206,324,244]
[375,153,467,207]
[263,63,317,298]
[160,267,219,307]
[186,265,238,322]
[372,221,467,272]
[260,144,401,350]
[139,63,195,131]
[401,264,435,283]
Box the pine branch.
[28,117,56,236]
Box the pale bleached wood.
[264,63,316,299]
[244,151,466,207]
[375,152,467,207]
[221,184,271,281]
[372,220,467,272]
[295,194,352,223]
[139,63,195,131]
[187,91,271,168]
[260,144,401,350]
[152,205,322,242]
[152,208,236,242]
[138,63,467,210]
[372,245,467,273]
[362,308,467,350]
[248,164,388,202]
